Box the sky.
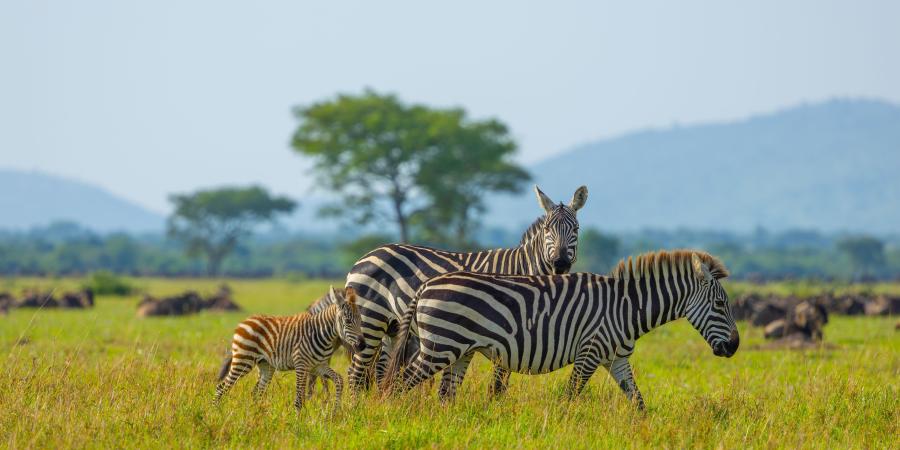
[1,1,899,213]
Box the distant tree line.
[5,90,897,281]
[1,221,898,281]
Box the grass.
[1,278,897,449]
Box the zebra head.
[331,286,364,352]
[535,185,588,274]
[684,253,740,358]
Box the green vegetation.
[2,278,896,448]
[167,186,296,275]
[82,271,135,296]
[4,222,900,280]
[291,89,530,246]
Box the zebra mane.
[610,249,729,281]
[518,214,547,246]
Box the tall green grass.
[1,278,897,448]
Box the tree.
[412,112,530,247]
[291,89,529,244]
[167,186,296,276]
[574,227,621,273]
[837,235,886,279]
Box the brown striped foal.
[214,286,362,411]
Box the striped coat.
[215,287,362,410]
[384,250,740,408]
[345,185,588,394]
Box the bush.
[83,271,135,296]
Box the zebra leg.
[566,344,602,398]
[394,353,443,395]
[306,357,331,400]
[348,321,389,394]
[214,358,254,403]
[293,365,312,411]
[487,365,512,398]
[372,338,392,386]
[607,357,645,410]
[252,361,275,400]
[437,353,474,403]
[320,366,344,412]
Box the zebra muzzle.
[713,329,740,357]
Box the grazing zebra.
[214,286,363,411]
[383,250,740,408]
[346,185,589,396]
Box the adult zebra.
[346,185,588,395]
[384,250,740,408]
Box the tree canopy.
[167,186,296,275]
[291,89,529,246]
[837,235,886,279]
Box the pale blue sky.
[1,1,898,213]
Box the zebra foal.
[214,286,363,411]
[384,250,740,408]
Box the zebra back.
[392,249,738,375]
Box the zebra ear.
[329,285,345,304]
[568,185,588,211]
[534,185,556,213]
[344,287,357,305]
[691,254,714,282]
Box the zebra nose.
[553,258,571,274]
[726,328,740,355]
[713,329,740,358]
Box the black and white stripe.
[214,286,363,411]
[384,250,740,408]
[345,185,588,394]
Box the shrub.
[83,271,135,296]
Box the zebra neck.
[464,237,550,275]
[520,232,551,275]
[312,306,340,342]
[622,275,695,341]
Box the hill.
[0,169,165,232]
[486,99,900,234]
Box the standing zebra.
[383,250,740,408]
[214,286,363,411]
[346,185,588,396]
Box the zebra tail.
[216,348,232,381]
[380,290,422,395]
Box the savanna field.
[1,278,897,449]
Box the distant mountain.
[485,99,900,234]
[0,169,165,232]
[4,99,898,236]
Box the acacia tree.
[291,89,529,244]
[167,186,296,275]
[413,112,529,247]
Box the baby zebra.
[214,286,363,410]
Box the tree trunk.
[207,250,225,277]
[455,204,470,248]
[394,201,409,243]
[390,188,409,243]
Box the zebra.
[383,250,740,409]
[306,291,336,315]
[346,185,589,396]
[214,286,363,411]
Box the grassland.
[1,278,897,449]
